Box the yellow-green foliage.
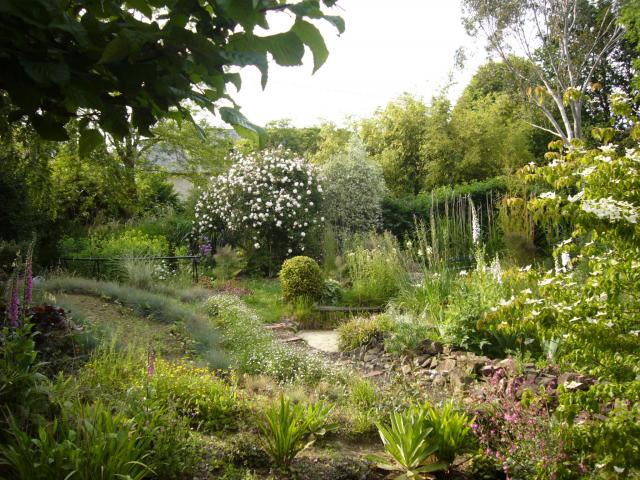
[150,359,238,431]
[279,256,323,303]
[99,229,169,257]
[337,314,393,351]
[79,351,237,432]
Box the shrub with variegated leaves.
[484,94,640,389]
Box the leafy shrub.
[344,232,409,306]
[149,359,238,432]
[194,148,323,273]
[101,229,169,257]
[213,245,247,281]
[373,407,447,478]
[320,136,387,232]
[279,256,323,303]
[62,229,170,258]
[556,382,640,476]
[0,326,49,440]
[337,314,392,351]
[258,396,334,470]
[60,229,171,279]
[423,401,473,466]
[483,128,640,381]
[320,278,343,305]
[258,396,314,469]
[0,240,29,281]
[439,257,516,353]
[126,397,203,479]
[73,349,232,472]
[0,401,154,480]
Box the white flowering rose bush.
[320,136,386,232]
[194,148,323,271]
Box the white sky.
[216,0,488,128]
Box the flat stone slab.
[281,336,305,344]
[298,330,340,353]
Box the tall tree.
[264,119,322,156]
[309,121,351,164]
[360,94,430,196]
[149,119,236,185]
[0,0,343,149]
[462,0,625,144]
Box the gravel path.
[297,330,340,353]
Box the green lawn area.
[240,277,286,324]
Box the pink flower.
[7,276,20,327]
[504,412,518,422]
[147,350,156,378]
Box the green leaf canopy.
[0,0,343,146]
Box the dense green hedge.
[382,177,508,238]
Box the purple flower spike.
[8,277,21,328]
[147,350,156,378]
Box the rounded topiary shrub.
[279,256,323,303]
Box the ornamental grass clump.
[344,232,410,306]
[337,314,393,351]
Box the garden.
[2,0,640,479]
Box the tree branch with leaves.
[0,0,343,153]
[463,0,625,143]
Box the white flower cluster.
[469,197,481,245]
[490,254,503,284]
[581,197,638,224]
[154,260,174,281]
[194,148,322,252]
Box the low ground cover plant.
[205,293,341,384]
[44,276,226,367]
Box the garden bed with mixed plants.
[2,124,640,480]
